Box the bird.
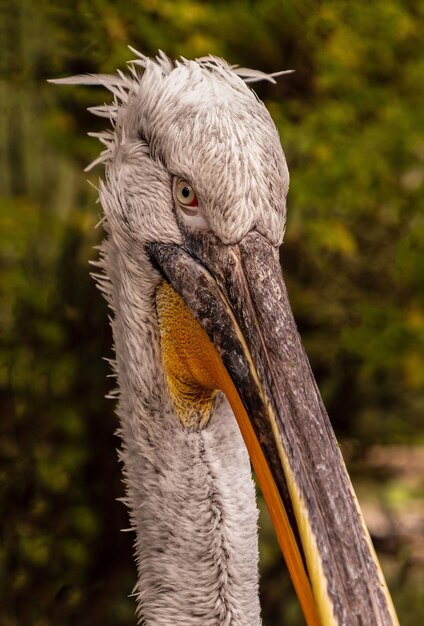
[52,50,400,626]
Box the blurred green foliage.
[1,0,423,624]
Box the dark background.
[1,0,423,624]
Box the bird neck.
[103,240,261,625]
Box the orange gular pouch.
[155,279,223,430]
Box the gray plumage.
[53,51,293,624]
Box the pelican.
[52,50,399,625]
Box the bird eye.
[175,180,198,210]
[173,177,208,230]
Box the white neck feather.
[101,238,261,625]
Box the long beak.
[148,230,399,626]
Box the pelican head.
[52,50,399,626]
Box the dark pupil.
[181,186,190,198]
